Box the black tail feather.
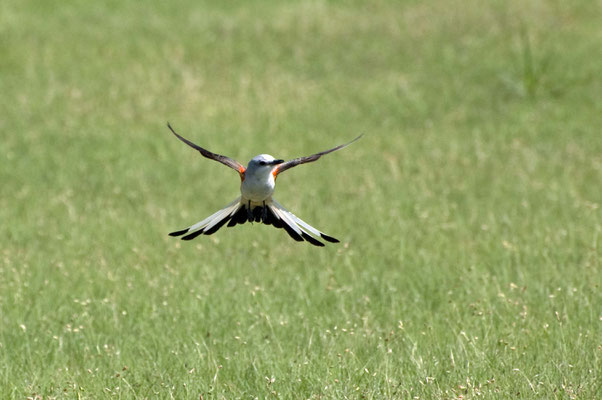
[263,207,273,225]
[203,215,233,235]
[280,222,305,241]
[268,207,283,228]
[320,233,340,243]
[181,229,206,241]
[301,232,325,247]
[227,206,248,227]
[169,228,190,237]
[253,206,262,223]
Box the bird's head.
[248,154,284,173]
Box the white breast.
[241,171,276,202]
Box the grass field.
[1,0,601,398]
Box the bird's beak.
[272,159,285,165]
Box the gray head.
[247,154,284,170]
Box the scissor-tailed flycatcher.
[167,123,361,247]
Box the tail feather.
[169,196,339,246]
[227,206,248,227]
[181,228,206,241]
[273,203,320,236]
[169,197,241,240]
[169,228,190,237]
[266,206,283,228]
[269,204,322,245]
[269,200,339,246]
[201,203,239,233]
[301,232,325,247]
[319,233,340,243]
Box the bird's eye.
[259,161,266,166]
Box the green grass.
[1,0,601,398]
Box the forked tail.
[169,198,339,246]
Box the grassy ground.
[1,0,601,398]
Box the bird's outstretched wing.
[273,134,363,176]
[167,123,246,176]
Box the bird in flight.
[167,123,362,247]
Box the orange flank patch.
[272,166,279,179]
[239,166,246,181]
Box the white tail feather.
[269,203,303,235]
[186,197,241,234]
[271,199,324,237]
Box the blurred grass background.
[1,0,601,398]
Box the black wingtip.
[167,123,175,136]
[167,122,179,136]
[169,228,190,237]
[321,234,340,243]
[346,133,363,147]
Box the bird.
[167,123,362,247]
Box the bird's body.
[241,155,279,202]
[167,123,361,247]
